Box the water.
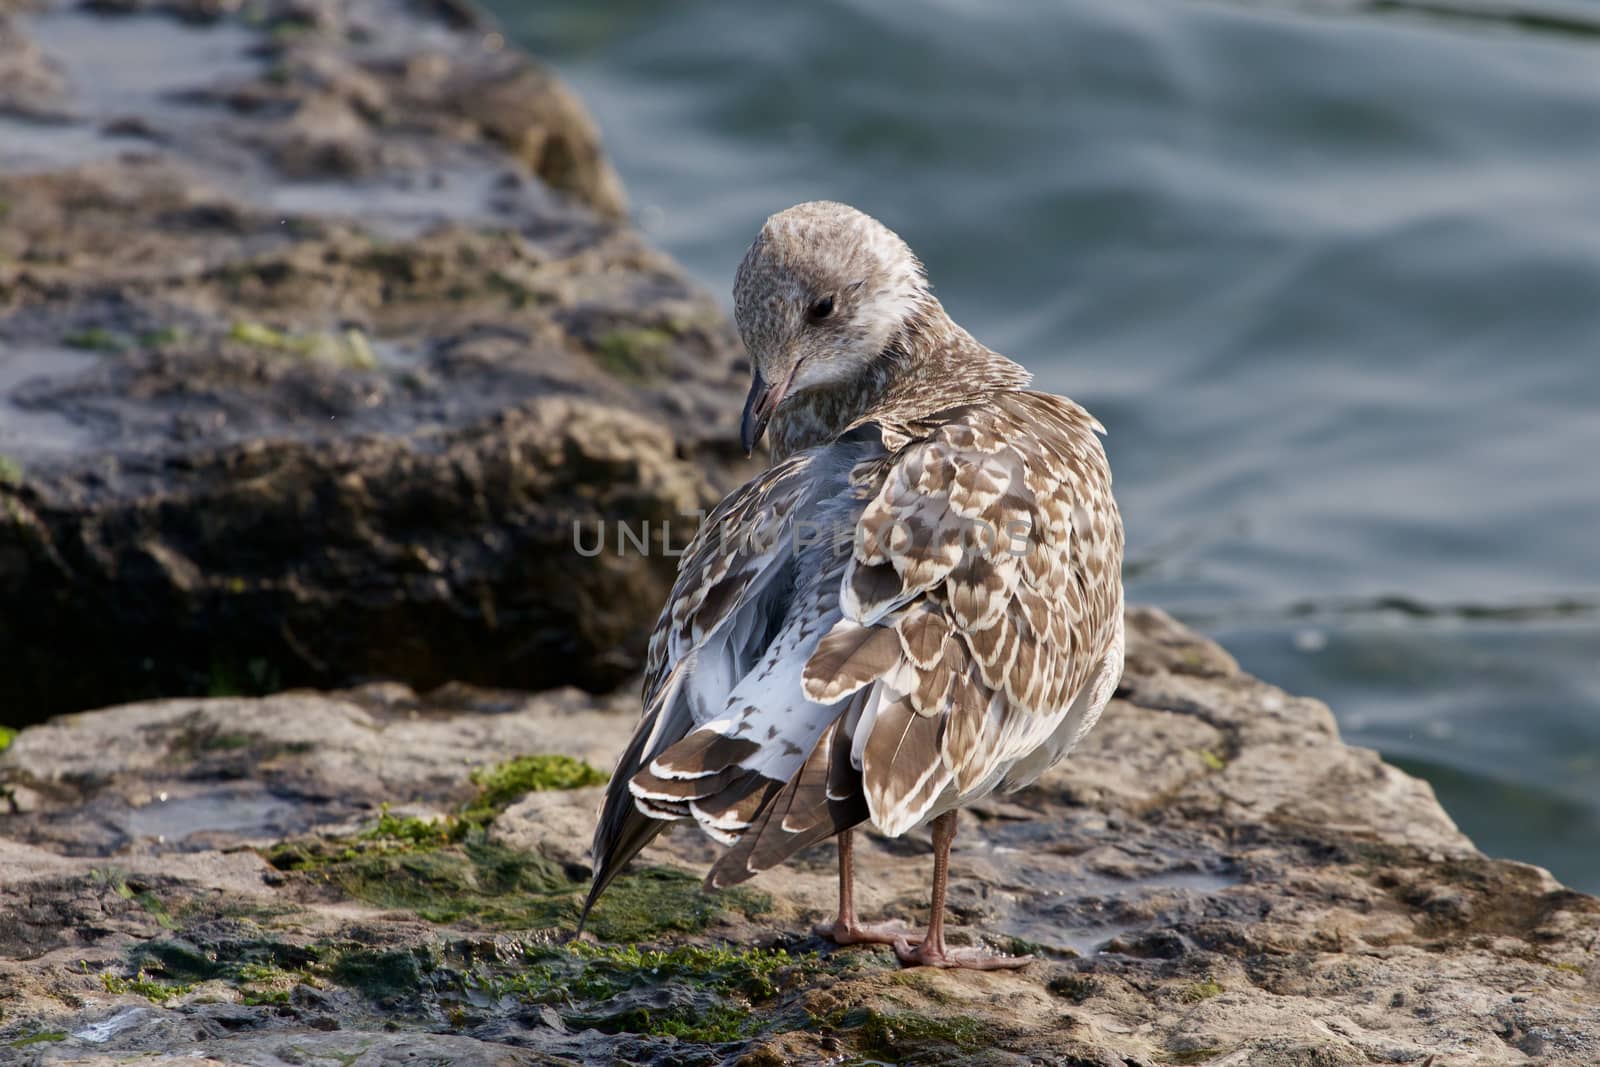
[26,10,259,112]
[72,1006,147,1044]
[485,0,1600,892]
[120,787,298,848]
[0,347,101,453]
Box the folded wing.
[703,393,1124,886]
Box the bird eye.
[808,295,835,321]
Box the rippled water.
[487,0,1600,891]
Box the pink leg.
[813,829,916,946]
[894,812,1031,970]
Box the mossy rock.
[274,833,767,942]
[466,754,608,816]
[330,947,439,1001]
[593,327,675,381]
[489,941,816,1043]
[833,1006,1002,1064]
[254,752,736,940]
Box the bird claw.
[892,935,1034,970]
[814,918,918,947]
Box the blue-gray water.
[484,0,1600,892]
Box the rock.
[0,15,66,119]
[430,54,629,220]
[2,609,1596,1064]
[0,0,751,720]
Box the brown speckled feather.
[806,389,1124,837]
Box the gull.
[581,201,1124,968]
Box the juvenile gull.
[582,201,1124,968]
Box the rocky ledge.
[0,0,752,720]
[2,608,1596,1065]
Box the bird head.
[732,201,929,454]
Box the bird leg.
[893,811,1032,970]
[813,829,915,946]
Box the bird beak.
[740,368,778,456]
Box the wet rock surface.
[0,0,750,720]
[2,609,1596,1066]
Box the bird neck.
[767,299,1031,460]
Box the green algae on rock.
[7,1030,67,1048]
[270,752,608,857]
[226,320,381,370]
[837,1007,994,1061]
[256,745,767,941]
[330,947,440,1002]
[592,325,677,382]
[269,830,768,942]
[468,754,608,812]
[485,941,821,1043]
[81,904,828,1052]
[60,326,131,352]
[99,969,194,1004]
